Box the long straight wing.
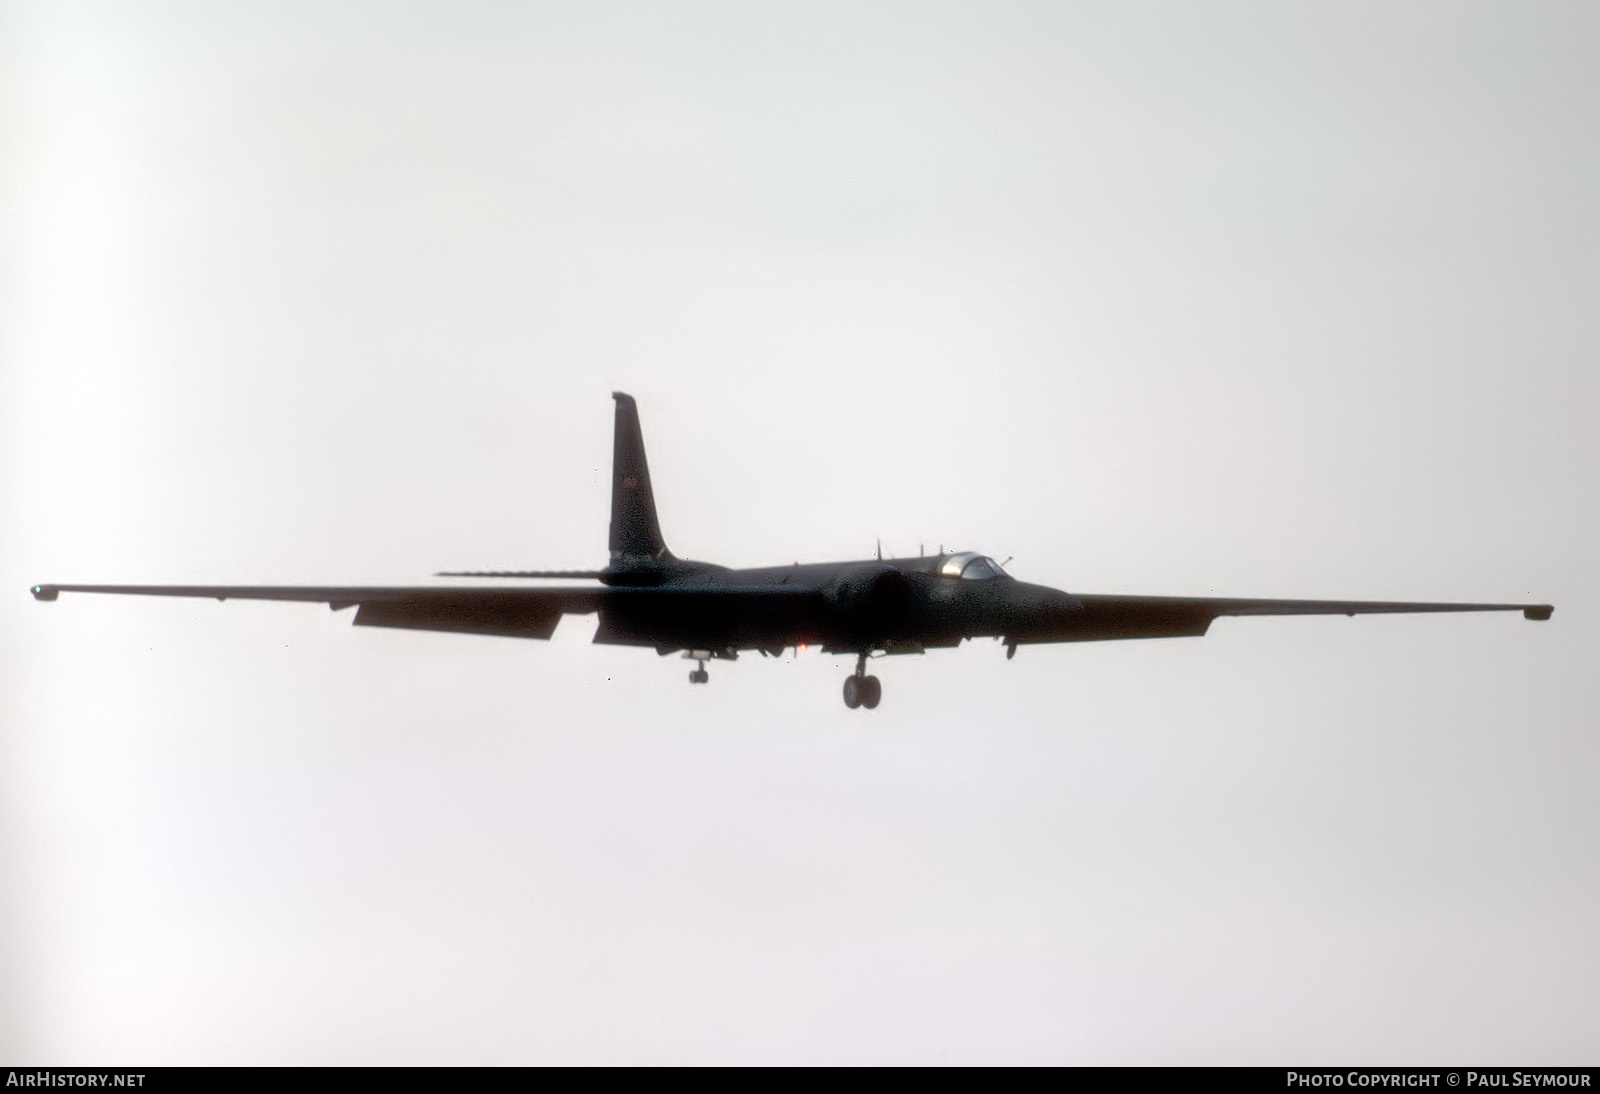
[1027,593,1552,644]
[28,582,825,642]
[30,583,607,639]
[33,583,1551,647]
[30,583,605,607]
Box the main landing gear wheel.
[843,675,862,709]
[689,668,708,684]
[842,655,883,710]
[859,674,881,709]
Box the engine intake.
[829,567,912,635]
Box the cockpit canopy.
[939,552,1009,580]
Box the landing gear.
[684,649,714,685]
[842,653,883,710]
[860,675,881,708]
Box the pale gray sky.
[3,0,1596,1064]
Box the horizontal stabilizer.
[435,570,604,579]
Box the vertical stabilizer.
[609,392,672,565]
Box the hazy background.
[4,0,1595,1063]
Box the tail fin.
[608,392,672,566]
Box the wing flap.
[354,597,563,639]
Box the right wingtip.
[1524,605,1553,621]
[31,584,58,601]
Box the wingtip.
[1523,605,1553,621]
[31,584,58,601]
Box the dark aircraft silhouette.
[32,393,1551,709]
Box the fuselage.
[592,552,1077,655]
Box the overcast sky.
[4,0,1596,1064]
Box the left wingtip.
[1524,605,1553,621]
[31,584,58,601]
